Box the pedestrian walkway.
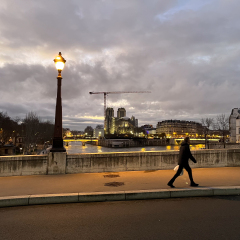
[0,167,239,197]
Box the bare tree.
[22,113,55,154]
[84,126,93,137]
[22,112,40,154]
[38,120,54,145]
[0,112,19,144]
[215,114,229,148]
[201,118,214,149]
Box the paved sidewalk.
[0,167,240,197]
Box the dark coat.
[178,141,196,165]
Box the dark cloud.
[1,0,240,130]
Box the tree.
[201,118,214,149]
[0,112,19,144]
[0,111,54,154]
[215,114,229,148]
[22,112,55,153]
[84,126,93,137]
[38,120,54,145]
[96,125,104,129]
[71,130,79,137]
[22,112,40,153]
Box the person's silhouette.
[168,137,198,188]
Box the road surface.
[0,196,239,240]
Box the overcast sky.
[1,0,240,130]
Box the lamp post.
[50,52,66,152]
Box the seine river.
[65,141,205,154]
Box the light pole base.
[50,147,66,152]
[50,138,66,152]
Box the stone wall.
[0,155,48,177]
[1,149,240,177]
[208,143,240,149]
[66,149,240,174]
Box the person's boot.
[167,181,175,188]
[190,182,199,187]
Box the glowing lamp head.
[54,52,66,72]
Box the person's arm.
[188,145,197,163]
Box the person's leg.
[184,164,198,186]
[168,165,184,186]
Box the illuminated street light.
[54,52,66,72]
[50,52,66,152]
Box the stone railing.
[1,149,240,177]
[208,143,240,149]
[0,155,48,177]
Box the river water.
[65,141,205,154]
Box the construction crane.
[89,91,151,129]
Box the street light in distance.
[50,52,66,152]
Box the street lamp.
[50,52,66,152]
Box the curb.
[0,186,240,208]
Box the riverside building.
[156,120,204,138]
[93,128,104,138]
[105,107,138,136]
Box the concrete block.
[212,186,240,196]
[0,195,30,208]
[29,193,78,205]
[48,152,67,174]
[78,191,125,202]
[170,187,213,198]
[125,189,170,200]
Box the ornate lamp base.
[50,138,66,152]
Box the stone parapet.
[0,155,48,177]
[47,152,67,174]
[208,143,240,149]
[1,149,240,177]
[66,149,240,174]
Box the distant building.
[236,117,240,143]
[104,107,138,136]
[14,136,24,149]
[65,130,73,138]
[94,128,104,138]
[140,125,156,137]
[146,128,156,136]
[156,120,204,138]
[106,108,114,118]
[229,108,240,143]
[105,108,115,134]
[71,131,84,137]
[117,108,126,118]
[131,116,138,127]
[141,124,153,129]
[115,117,135,135]
[0,144,16,155]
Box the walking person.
[168,137,198,188]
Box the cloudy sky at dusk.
[1,0,240,130]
